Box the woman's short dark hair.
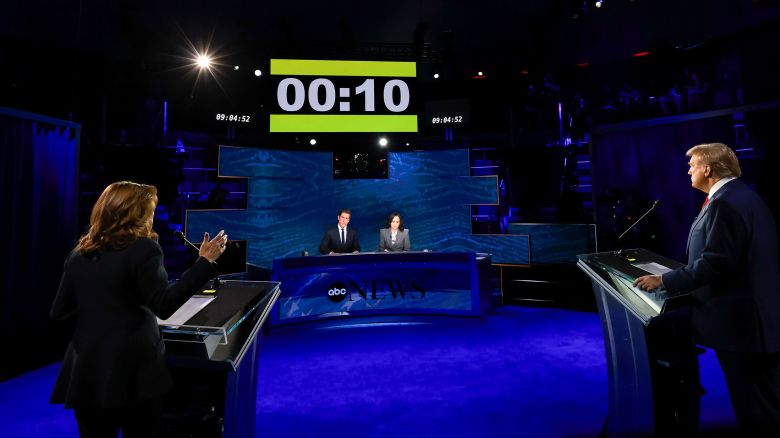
[386,212,404,231]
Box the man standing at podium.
[319,208,361,254]
[635,143,780,434]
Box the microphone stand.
[615,200,661,257]
[174,231,222,288]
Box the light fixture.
[196,54,212,69]
[595,1,602,8]
[433,73,439,79]
[234,65,240,71]
[378,137,388,147]
[254,69,262,77]
[309,138,317,146]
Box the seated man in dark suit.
[319,208,361,254]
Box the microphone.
[173,230,201,254]
[616,200,661,255]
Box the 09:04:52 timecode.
[431,116,463,124]
[215,113,251,123]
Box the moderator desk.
[578,249,700,437]
[158,280,281,437]
[271,251,492,325]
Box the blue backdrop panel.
[507,223,597,264]
[187,147,530,267]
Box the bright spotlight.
[595,1,602,8]
[433,73,440,79]
[234,65,240,71]
[196,54,211,68]
[378,137,388,147]
[254,69,262,77]
[309,138,317,146]
[477,71,484,76]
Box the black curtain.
[1,109,79,380]
[591,116,734,261]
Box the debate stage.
[0,306,737,437]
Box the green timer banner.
[269,59,418,133]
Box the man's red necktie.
[701,197,709,211]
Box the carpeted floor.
[0,305,735,437]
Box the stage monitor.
[333,149,388,179]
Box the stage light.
[196,54,211,68]
[478,71,484,76]
[378,137,388,147]
[405,142,410,147]
[433,73,439,79]
[595,1,602,8]
[254,69,262,77]
[173,30,234,97]
[309,138,317,146]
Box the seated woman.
[379,212,410,252]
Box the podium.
[577,249,700,437]
[158,280,281,437]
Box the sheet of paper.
[157,296,215,326]
[632,261,672,276]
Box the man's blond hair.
[686,143,742,178]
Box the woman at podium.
[49,181,228,437]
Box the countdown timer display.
[269,59,417,133]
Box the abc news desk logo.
[326,279,425,303]
[328,282,349,303]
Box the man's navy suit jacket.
[662,179,780,353]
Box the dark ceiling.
[2,0,780,140]
[5,0,780,66]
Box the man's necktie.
[701,197,709,211]
[341,228,345,245]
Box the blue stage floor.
[0,306,736,437]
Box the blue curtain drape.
[1,108,79,380]
[591,116,733,260]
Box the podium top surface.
[160,280,281,368]
[577,249,687,323]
